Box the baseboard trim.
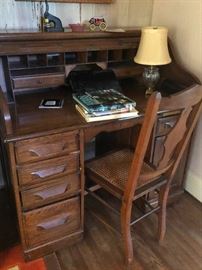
[185,170,202,203]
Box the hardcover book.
[75,104,139,123]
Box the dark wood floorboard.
[45,193,202,270]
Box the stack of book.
[73,89,138,122]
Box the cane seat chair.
[85,85,202,264]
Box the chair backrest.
[0,87,12,135]
[123,84,202,203]
[156,84,202,183]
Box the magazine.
[73,89,136,113]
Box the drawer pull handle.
[37,80,43,85]
[34,183,71,200]
[37,214,69,230]
[164,122,174,128]
[29,143,68,157]
[31,164,67,179]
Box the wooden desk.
[0,30,200,260]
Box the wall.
[152,0,202,202]
[0,0,153,30]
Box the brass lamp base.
[143,66,160,96]
[145,87,155,96]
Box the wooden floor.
[0,188,18,251]
[44,192,202,270]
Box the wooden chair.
[85,85,202,264]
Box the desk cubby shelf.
[7,49,136,69]
[7,53,64,70]
[4,47,137,101]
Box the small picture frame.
[39,99,64,109]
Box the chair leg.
[121,202,133,265]
[158,185,169,242]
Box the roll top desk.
[0,29,200,260]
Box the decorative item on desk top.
[134,26,171,96]
[43,0,64,32]
[89,17,107,31]
[69,23,85,32]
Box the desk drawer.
[156,115,179,137]
[18,153,80,186]
[15,131,79,164]
[23,197,81,248]
[21,173,80,210]
[12,73,64,90]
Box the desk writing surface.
[5,80,146,142]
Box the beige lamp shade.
[134,26,171,65]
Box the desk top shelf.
[0,29,143,102]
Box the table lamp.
[134,26,171,96]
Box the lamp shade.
[134,26,171,66]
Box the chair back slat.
[123,92,161,203]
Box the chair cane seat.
[86,149,161,194]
